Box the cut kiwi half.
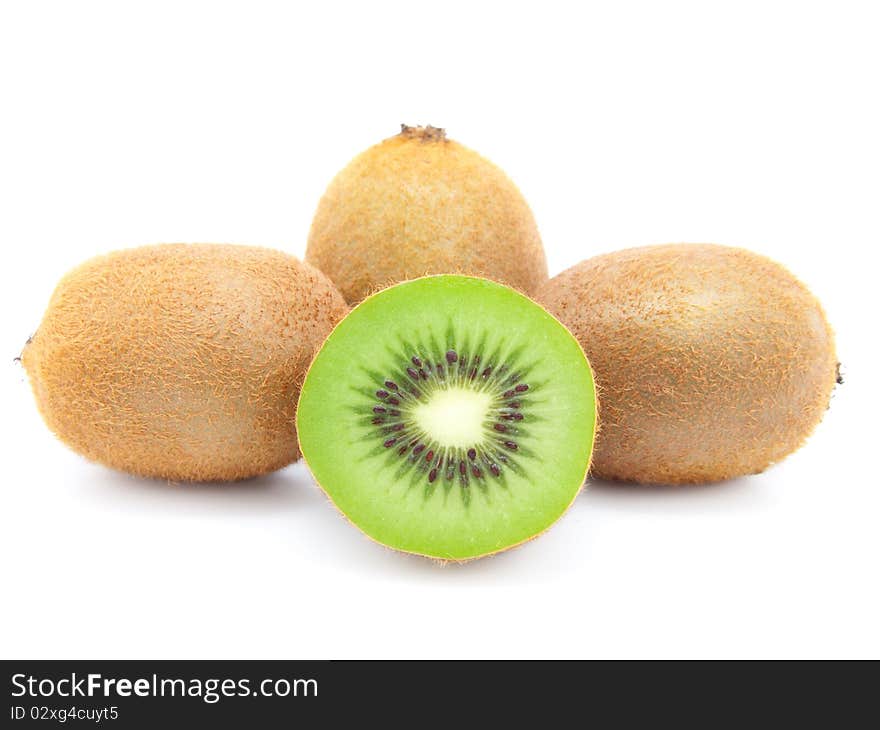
[296,275,597,561]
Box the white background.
[1,1,878,659]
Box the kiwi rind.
[296,275,597,561]
[22,243,348,482]
[306,125,549,304]
[537,243,838,485]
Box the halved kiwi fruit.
[296,275,597,561]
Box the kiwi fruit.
[306,125,549,304]
[22,243,348,482]
[537,243,838,485]
[296,275,596,560]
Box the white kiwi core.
[413,388,492,448]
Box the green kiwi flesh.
[296,275,597,561]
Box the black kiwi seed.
[446,350,458,364]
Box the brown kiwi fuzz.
[22,244,348,482]
[306,124,548,304]
[537,243,838,485]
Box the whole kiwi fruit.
[537,243,838,485]
[22,243,348,482]
[306,125,548,304]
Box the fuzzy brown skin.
[306,125,548,304]
[537,244,837,485]
[22,244,348,482]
